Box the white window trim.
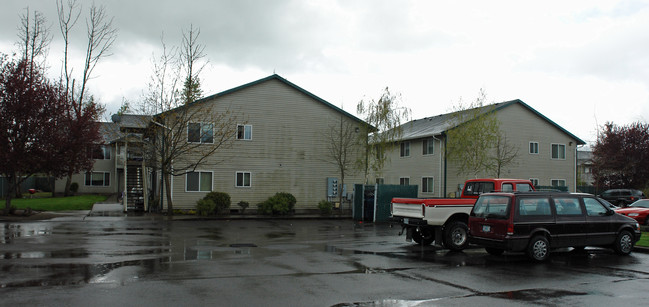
[551,179,567,187]
[551,143,566,160]
[400,142,411,157]
[235,171,252,188]
[529,141,539,155]
[423,138,435,156]
[185,171,213,192]
[85,171,110,187]
[237,124,253,140]
[187,122,214,144]
[422,176,434,193]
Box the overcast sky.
[2,0,649,145]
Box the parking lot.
[1,215,648,306]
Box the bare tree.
[56,0,116,195]
[137,31,239,216]
[490,132,519,178]
[16,8,51,76]
[323,114,363,206]
[180,24,207,104]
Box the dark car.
[468,192,641,261]
[598,189,646,207]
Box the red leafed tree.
[592,122,649,190]
[0,56,68,211]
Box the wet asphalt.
[1,206,649,306]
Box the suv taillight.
[507,223,514,235]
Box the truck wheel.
[444,221,468,251]
[412,228,434,245]
[527,235,549,261]
[613,230,633,255]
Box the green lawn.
[9,195,108,211]
[637,230,649,247]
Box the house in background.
[577,148,595,190]
[377,100,586,197]
[55,114,152,211]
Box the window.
[188,123,214,143]
[518,197,552,216]
[423,138,434,155]
[375,178,384,185]
[85,172,110,187]
[186,171,212,192]
[236,171,251,187]
[584,198,608,216]
[529,142,539,154]
[529,178,539,187]
[422,177,434,193]
[463,181,495,196]
[91,145,111,160]
[399,177,410,185]
[555,197,582,215]
[551,179,566,188]
[400,142,410,157]
[237,124,252,140]
[551,143,566,160]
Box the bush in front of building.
[257,192,296,215]
[204,192,231,214]
[318,200,333,215]
[196,198,215,216]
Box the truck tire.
[412,228,434,245]
[444,221,468,251]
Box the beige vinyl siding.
[170,79,365,210]
[378,102,581,197]
[54,145,118,194]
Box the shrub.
[196,198,215,216]
[69,182,79,194]
[238,201,249,213]
[257,192,297,215]
[204,192,231,214]
[318,200,333,215]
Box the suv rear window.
[472,195,510,219]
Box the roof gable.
[399,99,585,145]
[180,74,370,127]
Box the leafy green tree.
[445,89,501,178]
[356,87,411,183]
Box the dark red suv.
[468,192,641,261]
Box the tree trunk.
[164,172,173,216]
[64,173,73,196]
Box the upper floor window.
[237,124,252,140]
[91,145,111,160]
[400,142,410,157]
[423,138,435,155]
[188,123,213,144]
[529,142,539,154]
[551,144,566,160]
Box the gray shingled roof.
[398,100,586,145]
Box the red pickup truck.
[390,178,535,250]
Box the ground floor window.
[236,171,251,187]
[422,177,434,193]
[399,177,410,186]
[551,179,566,188]
[85,172,110,187]
[186,171,212,192]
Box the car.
[598,189,646,207]
[615,199,649,225]
[468,191,641,261]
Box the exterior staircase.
[126,166,144,211]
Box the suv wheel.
[527,235,550,261]
[412,228,434,245]
[444,221,468,251]
[613,230,634,255]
